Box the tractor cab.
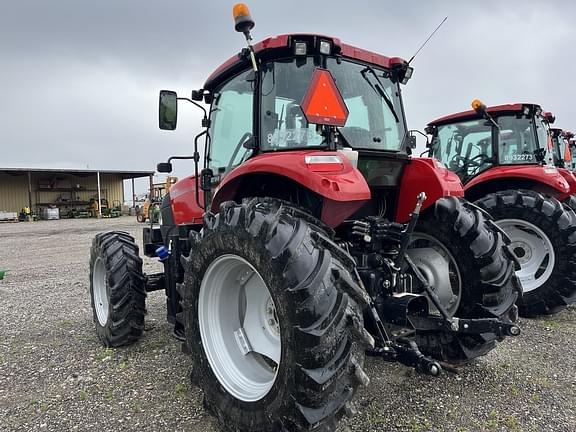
[427,103,550,184]
[155,29,460,228]
[550,128,575,170]
[569,136,576,171]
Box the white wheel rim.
[408,233,462,316]
[198,254,281,402]
[496,219,555,293]
[92,257,109,326]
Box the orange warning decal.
[301,68,349,127]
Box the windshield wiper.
[360,66,400,123]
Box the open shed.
[0,168,153,219]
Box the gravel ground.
[0,217,575,432]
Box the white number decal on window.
[503,154,534,161]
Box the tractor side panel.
[396,158,464,223]
[169,176,205,225]
[212,151,371,227]
[464,166,571,200]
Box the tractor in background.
[136,176,178,223]
[543,110,576,170]
[89,5,520,432]
[427,101,576,316]
[548,125,576,209]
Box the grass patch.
[538,316,561,330]
[79,389,88,401]
[485,409,499,430]
[175,383,189,397]
[30,400,49,413]
[503,415,521,431]
[104,390,114,401]
[94,347,115,362]
[482,409,522,431]
[131,400,143,413]
[57,319,74,328]
[366,406,387,425]
[406,417,432,432]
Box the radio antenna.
[408,16,448,65]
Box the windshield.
[432,119,494,181]
[570,142,576,170]
[431,114,546,182]
[496,116,540,165]
[552,133,565,167]
[260,57,406,151]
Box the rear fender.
[464,166,571,201]
[212,151,371,228]
[396,158,464,223]
[557,168,576,195]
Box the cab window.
[208,70,254,174]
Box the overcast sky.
[1,0,575,191]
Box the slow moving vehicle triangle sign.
[301,68,349,127]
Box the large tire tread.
[414,197,519,363]
[180,198,367,432]
[89,231,146,347]
[476,189,576,316]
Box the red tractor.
[547,118,576,173]
[427,101,576,317]
[89,6,519,431]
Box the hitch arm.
[409,315,521,337]
[394,192,427,270]
[367,339,442,377]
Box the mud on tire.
[89,231,146,347]
[412,197,520,363]
[475,189,576,316]
[179,198,369,432]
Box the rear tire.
[563,194,576,213]
[410,197,520,363]
[475,190,576,316]
[89,231,146,347]
[179,198,369,432]
[136,213,146,223]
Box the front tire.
[89,231,146,347]
[475,190,576,316]
[410,197,520,363]
[179,198,369,432]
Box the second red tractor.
[427,101,576,316]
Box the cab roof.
[428,103,542,127]
[204,33,408,90]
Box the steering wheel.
[226,132,253,172]
[449,153,488,174]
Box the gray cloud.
[1,0,575,189]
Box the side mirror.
[159,90,178,130]
[407,135,417,149]
[157,162,173,173]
